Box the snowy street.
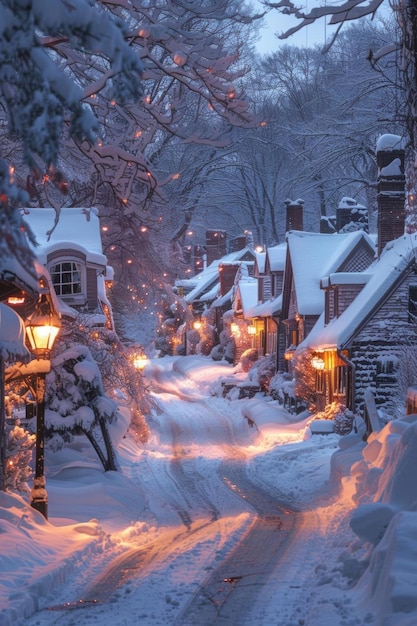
[12,355,359,626]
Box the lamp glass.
[25,294,61,357]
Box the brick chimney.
[376,134,406,256]
[219,263,239,296]
[206,230,227,266]
[336,197,368,233]
[285,198,304,232]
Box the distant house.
[178,246,255,319]
[280,229,375,369]
[240,243,286,361]
[22,208,114,330]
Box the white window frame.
[49,259,86,305]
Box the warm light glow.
[230,323,239,334]
[133,354,149,370]
[311,356,325,370]
[193,321,202,330]
[8,296,25,305]
[172,51,187,66]
[284,348,295,361]
[25,294,61,358]
[248,326,256,335]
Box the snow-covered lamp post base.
[30,373,48,518]
[25,290,61,520]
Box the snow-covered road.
[21,355,345,626]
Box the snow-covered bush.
[210,320,235,363]
[240,348,259,373]
[294,348,316,409]
[5,422,34,492]
[45,345,119,471]
[247,353,276,391]
[269,371,295,403]
[310,402,355,435]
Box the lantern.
[25,294,61,359]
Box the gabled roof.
[285,230,375,316]
[247,294,282,318]
[234,279,258,317]
[266,243,286,273]
[253,251,266,276]
[183,247,255,304]
[23,207,107,268]
[304,234,417,350]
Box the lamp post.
[25,293,61,519]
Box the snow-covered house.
[179,246,255,319]
[300,134,409,419]
[280,230,376,369]
[22,208,114,330]
[242,243,287,361]
[304,234,417,418]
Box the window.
[334,366,346,395]
[409,286,417,323]
[50,261,82,297]
[316,370,325,394]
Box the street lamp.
[25,293,61,519]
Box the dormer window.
[50,261,84,303]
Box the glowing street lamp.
[25,294,61,360]
[25,293,61,519]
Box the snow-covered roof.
[184,247,254,303]
[234,280,258,317]
[254,251,266,275]
[0,303,30,363]
[320,272,373,288]
[287,230,374,316]
[304,233,417,350]
[247,294,282,318]
[266,243,286,272]
[199,282,219,303]
[211,287,233,308]
[23,207,107,268]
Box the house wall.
[86,267,99,309]
[350,266,417,416]
[335,284,365,317]
[46,249,100,312]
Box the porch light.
[248,325,256,335]
[25,293,61,359]
[311,356,325,370]
[133,354,149,370]
[193,320,202,330]
[284,348,295,361]
[230,323,239,335]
